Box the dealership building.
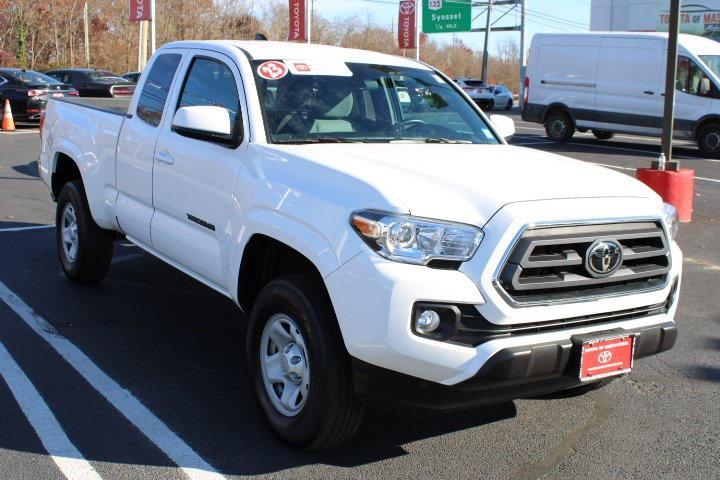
[591,0,720,40]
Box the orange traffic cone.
[2,99,15,131]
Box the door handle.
[643,90,655,95]
[155,150,174,165]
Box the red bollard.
[636,167,694,222]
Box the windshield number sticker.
[257,61,288,80]
[285,60,353,77]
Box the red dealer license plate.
[579,335,635,381]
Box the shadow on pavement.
[12,160,39,178]
[0,230,517,476]
[0,220,49,229]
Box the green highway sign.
[422,0,472,34]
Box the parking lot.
[1,114,719,480]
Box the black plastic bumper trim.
[352,322,677,415]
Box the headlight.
[663,202,679,240]
[350,210,483,265]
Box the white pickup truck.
[40,40,681,450]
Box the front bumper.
[325,198,682,387]
[353,321,676,414]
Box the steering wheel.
[391,119,429,135]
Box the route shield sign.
[422,0,471,33]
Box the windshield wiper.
[390,137,472,144]
[423,138,472,144]
[276,137,362,144]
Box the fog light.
[415,310,441,334]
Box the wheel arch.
[51,151,82,200]
[693,114,720,140]
[542,102,575,124]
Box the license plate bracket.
[578,334,635,382]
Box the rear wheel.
[247,274,365,450]
[505,99,513,111]
[697,123,720,158]
[592,130,614,140]
[56,180,115,284]
[544,110,574,142]
[487,99,495,111]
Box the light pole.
[659,0,681,170]
[481,0,493,83]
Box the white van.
[522,32,720,157]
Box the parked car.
[523,32,720,157]
[454,77,493,109]
[40,40,681,450]
[0,68,77,122]
[44,68,135,97]
[486,84,514,110]
[122,71,142,84]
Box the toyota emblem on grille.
[585,240,623,277]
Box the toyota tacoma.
[39,40,681,450]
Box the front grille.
[498,222,670,305]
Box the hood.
[262,143,657,226]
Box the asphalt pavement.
[0,115,719,480]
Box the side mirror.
[700,77,711,95]
[172,105,239,145]
[490,114,515,141]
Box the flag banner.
[288,0,307,41]
[129,0,152,21]
[398,0,417,49]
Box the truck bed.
[54,96,131,116]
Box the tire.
[544,110,574,142]
[488,99,495,111]
[592,130,614,140]
[697,123,720,158]
[56,180,115,284]
[505,99,513,111]
[247,274,365,450]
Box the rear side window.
[136,53,182,127]
[176,57,240,134]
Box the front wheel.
[505,99,513,111]
[697,123,720,158]
[56,180,115,284]
[544,110,574,142]
[592,130,614,140]
[247,274,365,450]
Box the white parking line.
[590,162,720,184]
[0,341,103,480]
[0,130,39,135]
[0,280,227,480]
[0,225,54,233]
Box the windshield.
[87,71,126,82]
[252,61,499,144]
[13,70,61,85]
[699,55,720,79]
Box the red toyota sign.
[398,0,417,49]
[288,0,306,42]
[129,0,152,21]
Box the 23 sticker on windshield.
[257,61,288,80]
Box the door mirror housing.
[700,77,711,96]
[172,105,239,146]
[490,114,515,141]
